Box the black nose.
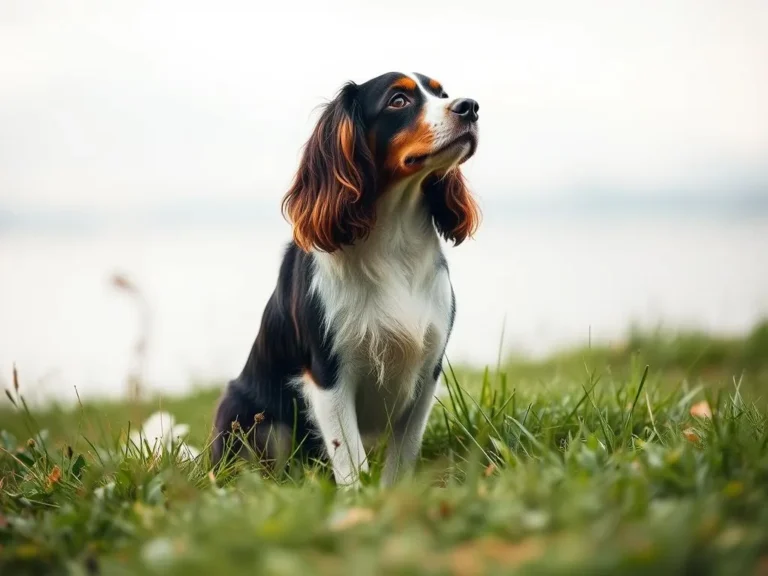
[449,98,479,122]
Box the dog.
[212,71,480,488]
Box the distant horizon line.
[2,191,767,234]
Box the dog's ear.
[423,169,481,246]
[282,83,377,253]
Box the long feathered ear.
[281,83,377,253]
[423,169,481,246]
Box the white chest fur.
[310,204,453,433]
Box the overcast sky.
[1,0,767,213]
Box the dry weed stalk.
[110,273,151,402]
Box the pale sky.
[1,0,767,212]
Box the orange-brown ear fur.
[281,84,377,253]
[423,170,481,245]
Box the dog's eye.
[387,94,409,109]
[441,92,449,99]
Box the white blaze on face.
[408,73,473,168]
[408,73,454,148]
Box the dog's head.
[282,72,480,252]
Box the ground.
[2,321,768,575]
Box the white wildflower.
[129,411,200,462]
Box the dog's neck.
[318,175,441,271]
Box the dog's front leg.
[306,379,367,488]
[381,371,439,487]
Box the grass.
[2,320,768,575]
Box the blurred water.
[1,213,767,406]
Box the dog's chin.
[427,137,477,174]
[407,132,478,177]
[452,134,478,165]
[405,129,477,169]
